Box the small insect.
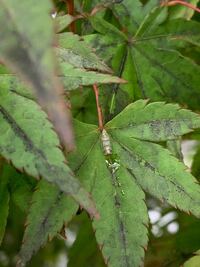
[101,129,112,155]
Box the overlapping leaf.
[18,180,78,266]
[0,85,97,217]
[98,0,166,34]
[58,48,125,90]
[0,0,74,150]
[8,166,36,213]
[59,32,111,73]
[0,31,124,102]
[68,213,106,267]
[57,33,125,90]
[85,1,200,110]
[69,100,200,267]
[0,164,35,246]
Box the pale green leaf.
[58,31,126,90]
[0,75,34,100]
[107,100,200,141]
[0,64,10,74]
[55,14,76,33]
[58,57,125,90]
[183,250,200,267]
[58,32,112,73]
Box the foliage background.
[1,0,200,266]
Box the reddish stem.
[93,84,104,131]
[66,0,76,32]
[162,0,200,13]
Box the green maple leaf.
[0,30,124,101]
[18,180,78,265]
[68,100,200,267]
[85,1,200,110]
[58,32,125,90]
[0,85,97,217]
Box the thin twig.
[93,84,104,131]
[66,0,76,32]
[162,0,200,13]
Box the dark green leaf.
[69,120,148,267]
[18,180,78,265]
[68,213,106,267]
[110,0,165,34]
[9,167,36,213]
[0,86,97,217]
[69,100,200,267]
[85,3,200,110]
[110,134,200,217]
[0,164,10,244]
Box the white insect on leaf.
[101,129,112,155]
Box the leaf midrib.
[107,118,195,131]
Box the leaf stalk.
[93,84,104,131]
[162,0,200,13]
[66,0,76,32]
